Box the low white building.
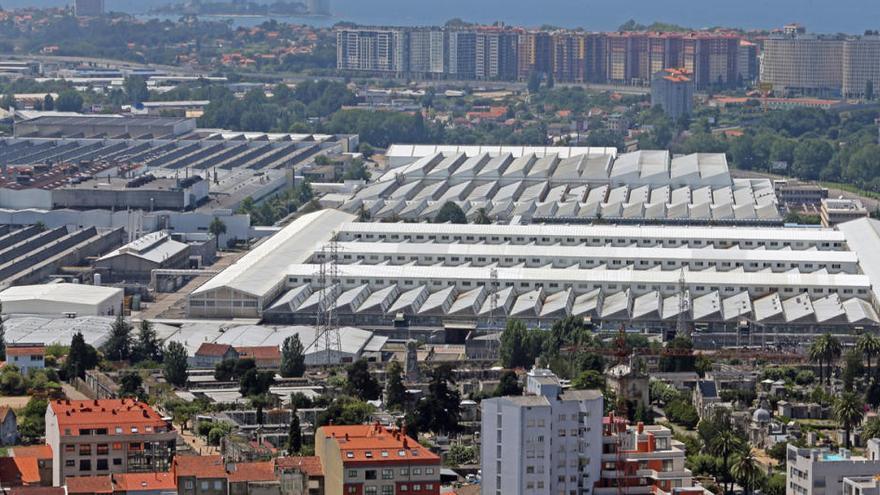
[481,368,604,495]
[787,441,880,495]
[0,283,123,317]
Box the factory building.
[0,283,123,317]
[340,145,780,225]
[189,209,880,343]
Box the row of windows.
[289,277,867,297]
[348,484,435,494]
[64,458,121,470]
[348,467,436,479]
[343,232,843,250]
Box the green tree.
[133,319,162,363]
[385,361,407,410]
[346,359,380,401]
[857,333,880,373]
[124,75,150,104]
[792,139,834,180]
[731,449,761,495]
[280,334,306,378]
[0,366,26,395]
[659,336,696,372]
[163,341,189,387]
[863,417,880,443]
[843,349,866,392]
[572,370,605,390]
[55,90,84,112]
[415,364,461,435]
[445,444,477,466]
[239,368,275,396]
[342,160,371,181]
[765,473,787,495]
[500,319,538,369]
[287,411,302,455]
[1,92,15,110]
[317,396,375,426]
[208,217,227,249]
[711,429,743,495]
[434,202,467,224]
[119,372,144,398]
[493,370,522,396]
[104,315,133,361]
[527,71,541,93]
[473,207,491,225]
[17,397,48,441]
[834,391,865,449]
[65,331,99,380]
[813,333,842,385]
[43,94,54,111]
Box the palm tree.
[731,448,761,495]
[209,217,227,250]
[711,429,742,495]
[833,391,865,449]
[858,333,880,374]
[809,339,826,386]
[815,333,842,386]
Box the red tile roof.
[227,461,275,483]
[0,456,40,486]
[195,343,235,357]
[65,475,113,494]
[318,424,440,466]
[49,399,170,435]
[173,455,227,479]
[234,346,281,361]
[112,472,177,492]
[11,445,52,460]
[9,487,66,495]
[276,456,323,477]
[5,346,44,356]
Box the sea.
[4,0,880,33]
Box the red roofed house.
[46,399,176,486]
[191,343,239,369]
[233,347,281,369]
[226,461,276,495]
[65,475,113,495]
[10,445,53,485]
[315,423,441,495]
[8,487,67,495]
[112,472,177,495]
[275,456,323,495]
[171,455,227,495]
[0,455,41,487]
[5,343,45,374]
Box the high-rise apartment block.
[760,26,880,98]
[335,26,752,89]
[481,369,604,495]
[652,68,695,120]
[45,399,176,486]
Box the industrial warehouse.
[336,145,781,224]
[187,209,880,345]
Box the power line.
[314,233,341,366]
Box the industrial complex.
[335,145,781,224]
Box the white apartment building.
[481,368,604,495]
[787,441,880,495]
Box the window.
[96,459,108,471]
[348,470,358,478]
[201,482,208,490]
[113,459,121,466]
[400,468,409,476]
[365,488,378,495]
[65,460,75,467]
[365,470,377,480]
[185,481,193,489]
[79,445,91,455]
[214,481,223,490]
[382,468,394,479]
[115,427,123,434]
[64,445,75,453]
[413,468,421,475]
[425,468,434,475]
[382,486,393,495]
[79,460,91,471]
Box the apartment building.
[651,68,694,120]
[45,399,176,486]
[336,28,407,73]
[517,31,553,80]
[787,441,880,495]
[820,198,870,227]
[475,30,518,81]
[447,31,477,79]
[407,29,446,77]
[552,32,588,83]
[315,423,441,495]
[481,368,604,495]
[842,35,880,98]
[596,416,704,495]
[761,33,844,97]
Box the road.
[2,53,202,76]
